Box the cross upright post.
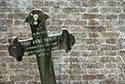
[8,10,75,84]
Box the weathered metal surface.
[8,10,75,84]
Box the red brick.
[0,45,8,50]
[32,1,44,7]
[65,20,86,26]
[56,75,69,80]
[82,14,103,19]
[88,0,97,7]
[63,7,79,13]
[70,75,81,80]
[10,76,33,81]
[106,38,116,44]
[106,14,118,19]
[7,13,27,19]
[85,26,106,32]
[83,74,105,80]
[89,32,99,37]
[88,20,100,25]
[0,51,7,56]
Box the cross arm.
[22,30,75,53]
[22,35,62,55]
[8,37,27,61]
[8,37,36,61]
[8,30,75,61]
[8,35,61,61]
[42,30,75,52]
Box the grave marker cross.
[8,10,75,84]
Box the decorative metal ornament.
[8,10,75,84]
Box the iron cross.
[8,10,75,84]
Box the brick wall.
[0,0,125,84]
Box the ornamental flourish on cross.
[8,10,75,84]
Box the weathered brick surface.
[0,0,125,84]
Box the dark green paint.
[8,10,75,84]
